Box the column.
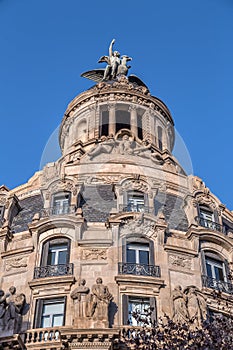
[108,103,116,136]
[129,105,138,137]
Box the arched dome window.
[125,190,147,213]
[52,192,71,215]
[116,109,130,133]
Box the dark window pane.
[139,250,149,265]
[58,250,67,265]
[127,249,136,263]
[206,263,212,278]
[47,251,56,265]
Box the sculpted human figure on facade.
[172,285,189,324]
[98,39,132,80]
[99,39,121,80]
[91,277,112,321]
[88,136,115,159]
[172,285,207,327]
[70,279,90,319]
[0,287,26,333]
[5,286,26,331]
[184,286,207,327]
[0,289,8,331]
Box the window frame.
[122,237,154,266]
[41,238,71,267]
[122,294,156,326]
[34,297,66,329]
[52,192,71,215]
[123,190,148,213]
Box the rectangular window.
[127,191,145,212]
[127,243,149,265]
[52,193,70,215]
[122,295,156,326]
[200,209,215,228]
[35,298,66,328]
[47,244,68,266]
[206,258,226,282]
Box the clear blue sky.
[0,0,232,209]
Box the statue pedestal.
[73,317,108,329]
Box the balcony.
[41,204,76,217]
[196,217,225,234]
[118,262,161,277]
[202,275,233,295]
[119,204,154,214]
[34,263,74,279]
[25,328,61,347]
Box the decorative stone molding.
[82,248,107,261]
[168,253,192,270]
[5,257,28,271]
[120,214,156,238]
[121,178,149,193]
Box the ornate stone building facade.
[0,41,233,349]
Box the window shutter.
[122,237,126,263]
[224,259,230,282]
[66,239,71,264]
[213,210,219,224]
[122,294,129,325]
[63,296,67,326]
[34,299,43,328]
[41,241,49,266]
[149,297,157,326]
[149,240,155,265]
[200,250,207,275]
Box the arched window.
[116,110,130,133]
[157,126,163,151]
[99,110,109,137]
[202,251,231,294]
[52,192,71,215]
[119,236,160,278]
[34,237,72,278]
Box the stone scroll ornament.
[172,285,207,328]
[71,277,112,327]
[0,286,26,334]
[81,39,149,89]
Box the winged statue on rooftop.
[81,39,148,89]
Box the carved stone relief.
[82,248,107,261]
[169,254,192,270]
[5,257,28,271]
[87,133,164,164]
[120,213,156,238]
[122,179,149,193]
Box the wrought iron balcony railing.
[196,217,225,233]
[118,262,161,277]
[34,263,74,279]
[202,275,233,295]
[40,205,76,217]
[119,204,154,214]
